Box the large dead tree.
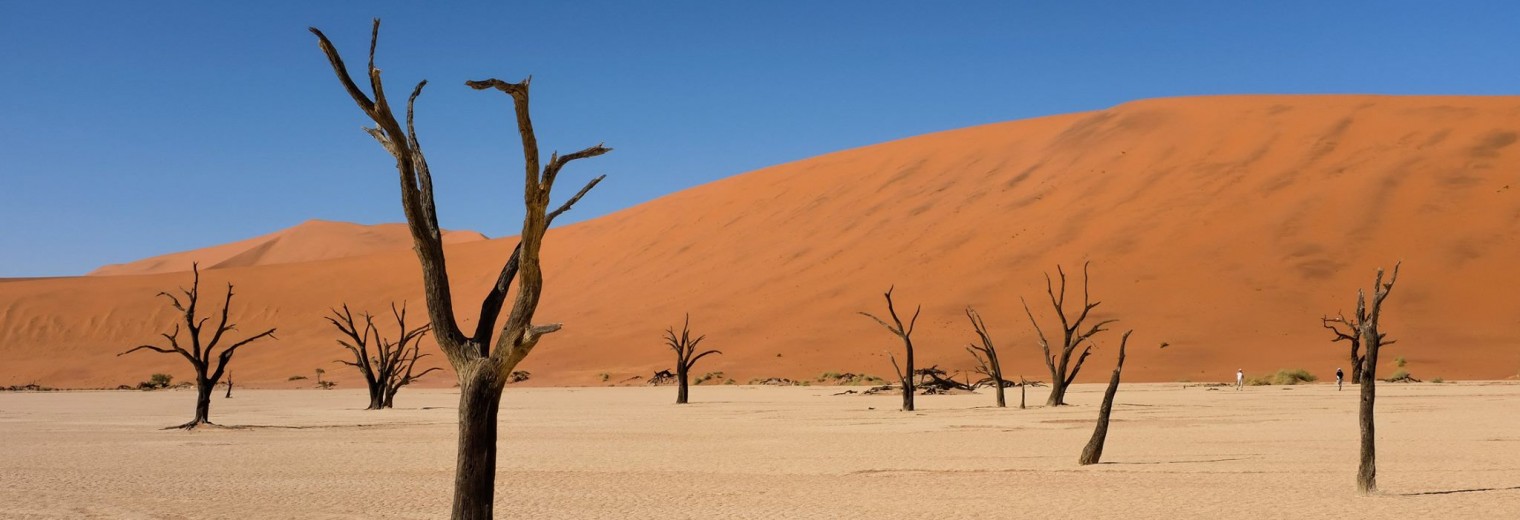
[664,314,721,404]
[860,286,921,412]
[1023,262,1116,406]
[1079,330,1132,465]
[312,19,609,519]
[965,307,1009,408]
[119,264,276,429]
[1354,262,1400,494]
[327,302,440,410]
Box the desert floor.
[2,382,1519,519]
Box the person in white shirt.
[1235,369,1244,390]
[1336,368,1344,391]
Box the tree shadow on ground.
[1399,486,1520,496]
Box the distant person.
[1336,368,1344,391]
[1236,369,1244,391]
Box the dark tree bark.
[1355,262,1401,495]
[312,19,610,519]
[118,264,277,429]
[965,307,1008,407]
[224,372,233,398]
[328,302,440,409]
[1023,262,1116,406]
[664,314,721,404]
[1322,302,1397,385]
[860,286,921,412]
[1079,330,1132,465]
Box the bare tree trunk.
[1024,263,1114,407]
[192,377,213,426]
[665,314,718,405]
[118,264,276,430]
[369,385,386,410]
[224,372,233,398]
[1357,356,1377,493]
[676,365,690,404]
[861,287,920,412]
[313,21,609,517]
[453,365,504,519]
[1354,262,1399,495]
[1079,331,1131,465]
[1019,381,1026,409]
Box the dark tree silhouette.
[1079,330,1132,465]
[327,302,440,409]
[860,286,921,412]
[1353,262,1401,494]
[312,19,609,519]
[1023,262,1115,406]
[965,307,1009,407]
[118,264,276,429]
[1322,305,1397,385]
[664,314,721,404]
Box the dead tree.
[1322,307,1396,385]
[224,372,233,398]
[664,314,721,404]
[965,307,1008,407]
[327,302,440,409]
[1023,262,1116,406]
[1079,330,1132,465]
[312,19,609,519]
[118,264,276,429]
[859,286,921,411]
[1355,262,1401,494]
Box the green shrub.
[1394,356,1407,368]
[149,373,172,387]
[1431,376,1445,383]
[1248,369,1317,386]
[288,375,308,381]
[598,373,610,382]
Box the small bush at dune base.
[1248,369,1317,386]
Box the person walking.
[1235,369,1244,391]
[1336,367,1344,391]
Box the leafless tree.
[664,314,721,404]
[1322,306,1397,385]
[1079,330,1132,465]
[965,307,1009,407]
[1354,262,1401,494]
[328,302,440,409]
[1023,262,1115,406]
[224,372,233,398]
[118,264,277,429]
[312,19,609,518]
[860,286,921,412]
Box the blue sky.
[2,1,1517,277]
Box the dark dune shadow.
[1399,486,1520,496]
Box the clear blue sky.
[2,1,1517,277]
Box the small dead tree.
[1355,262,1401,494]
[118,264,277,429]
[965,307,1008,407]
[860,286,921,412]
[328,302,440,409]
[1079,330,1132,465]
[664,314,721,404]
[1023,262,1116,406]
[224,372,233,398]
[313,19,609,518]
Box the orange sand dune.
[88,219,486,276]
[4,95,1520,389]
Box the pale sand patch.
[2,382,1518,518]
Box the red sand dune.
[88,219,487,276]
[4,94,1519,389]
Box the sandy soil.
[2,382,1518,518]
